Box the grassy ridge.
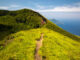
[0,9,79,41]
[0,28,80,60]
[0,9,45,41]
[39,28,80,60]
[0,9,80,60]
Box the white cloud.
[10,5,20,7]
[35,4,55,10]
[35,2,80,12]
[36,5,45,9]
[40,12,80,20]
[0,5,20,9]
[36,6,80,12]
[0,6,9,9]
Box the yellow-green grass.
[0,28,80,60]
[0,29,41,60]
[39,28,80,60]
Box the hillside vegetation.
[0,9,80,60]
[0,28,80,60]
[0,9,80,41]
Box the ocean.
[51,19,80,36]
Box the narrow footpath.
[35,33,44,60]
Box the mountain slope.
[0,28,80,60]
[0,9,80,41]
[0,9,80,60]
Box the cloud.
[0,5,20,9]
[36,5,45,9]
[0,6,9,9]
[40,12,80,20]
[36,5,55,10]
[0,5,34,10]
[10,5,20,8]
[35,2,80,12]
[36,6,80,12]
[35,2,80,19]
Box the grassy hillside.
[40,28,80,60]
[0,9,80,41]
[0,9,46,41]
[0,28,80,60]
[0,9,80,60]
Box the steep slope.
[0,28,80,60]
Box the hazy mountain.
[50,19,63,25]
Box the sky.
[0,0,80,20]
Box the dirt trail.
[35,33,44,60]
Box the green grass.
[0,9,80,60]
[39,28,80,60]
[0,29,41,60]
[0,28,80,60]
[0,9,80,41]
